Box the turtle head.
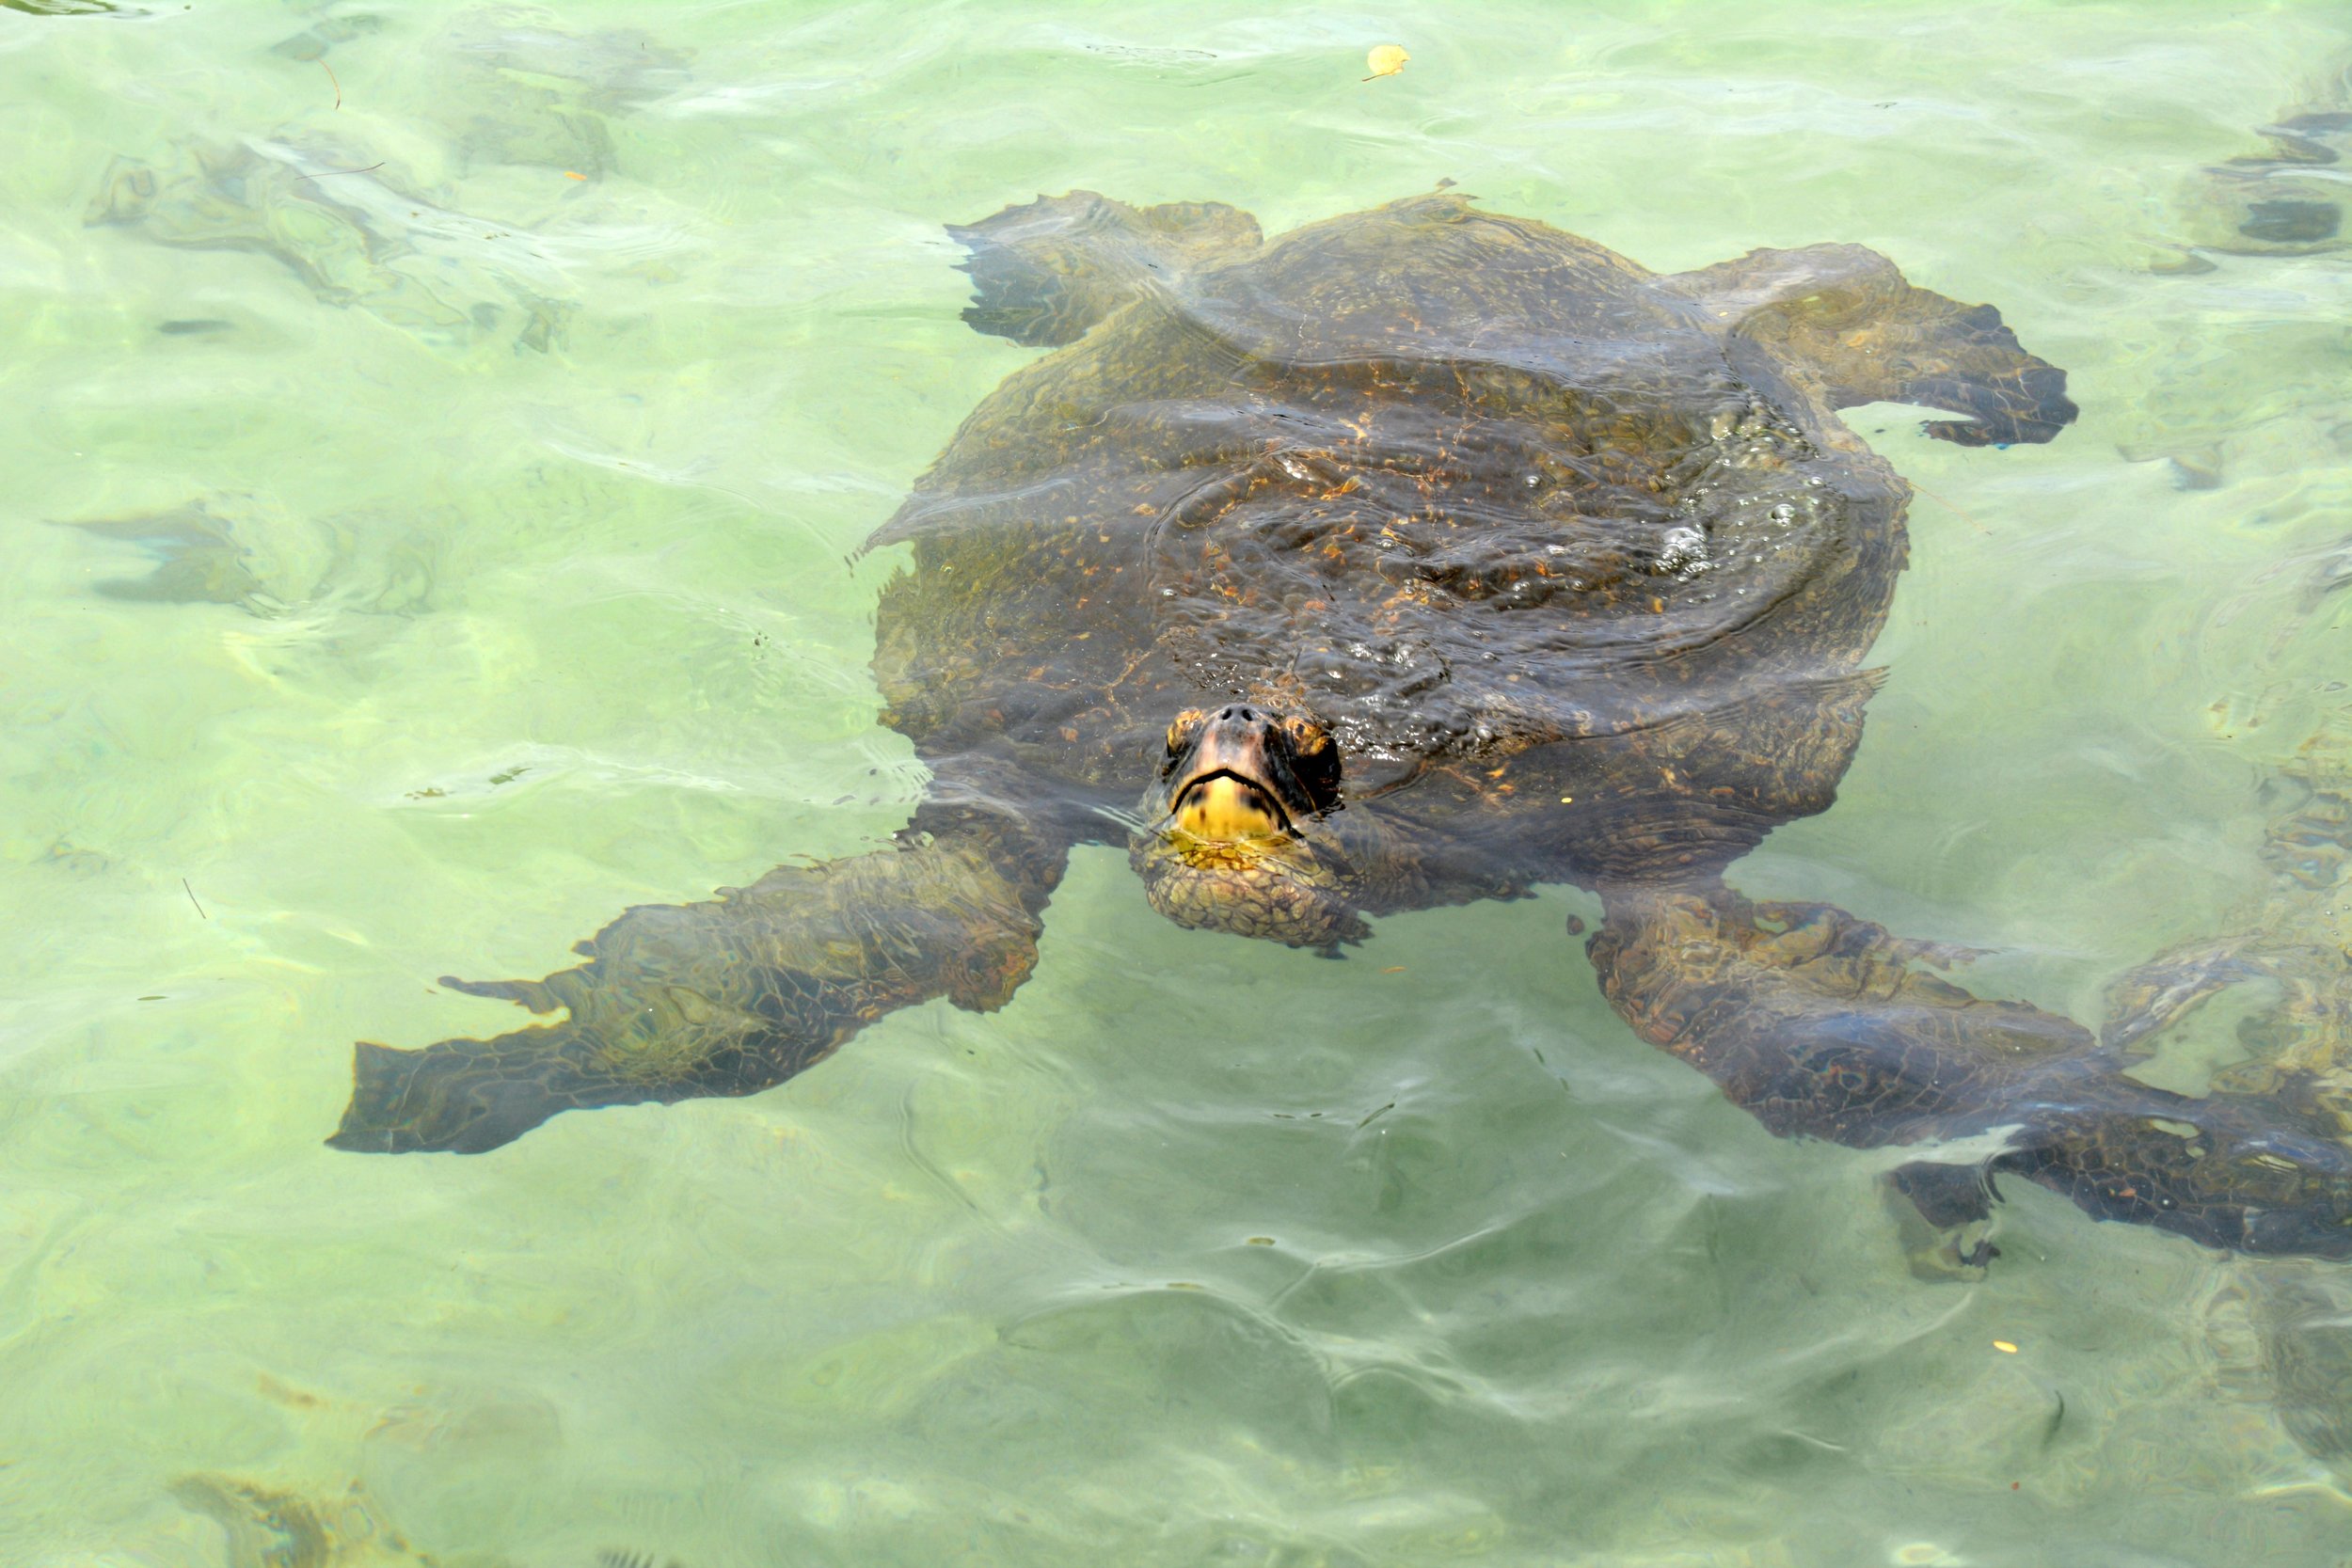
[1128,704,1368,949]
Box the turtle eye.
[1279,715,1342,811]
[1165,709,1207,758]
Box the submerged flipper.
[1588,882,2352,1260]
[1666,244,2078,446]
[2249,1264,2352,1465]
[328,814,1067,1153]
[947,190,1261,347]
[1883,1159,2002,1277]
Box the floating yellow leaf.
[1992,1339,2019,1354]
[1363,43,1409,81]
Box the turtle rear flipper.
[2249,1264,2352,1466]
[1588,881,2352,1262]
[947,190,1261,347]
[327,814,1067,1153]
[1667,244,2078,447]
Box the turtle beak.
[1173,769,1292,840]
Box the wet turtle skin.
[329,190,2352,1261]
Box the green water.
[5,1,2351,1562]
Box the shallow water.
[4,2,2351,1563]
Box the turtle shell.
[868,192,2046,883]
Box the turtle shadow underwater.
[326,189,2352,1289]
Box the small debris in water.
[290,161,384,184]
[1363,43,1408,81]
[1992,1339,2018,1354]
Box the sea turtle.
[327,187,2352,1262]
[86,136,576,353]
[2129,70,2350,487]
[268,8,693,182]
[82,15,693,353]
[2161,73,2349,267]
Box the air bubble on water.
[1657,524,1708,579]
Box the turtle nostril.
[1220,705,1258,723]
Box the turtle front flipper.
[947,190,1261,346]
[327,813,1067,1153]
[1883,1159,2003,1278]
[1587,881,2352,1261]
[1665,244,2077,447]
